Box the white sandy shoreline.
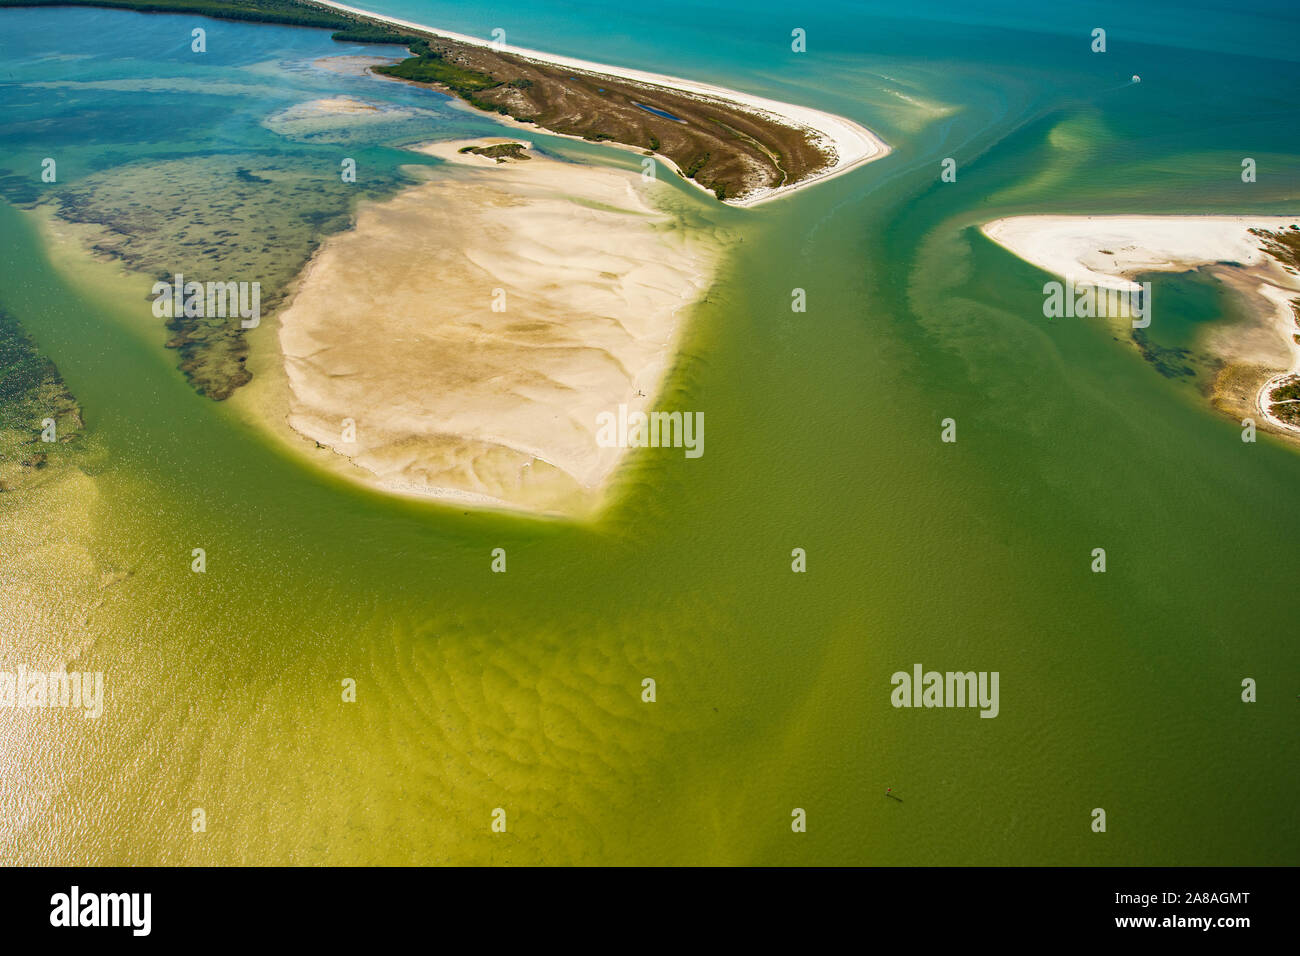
[981,214,1300,436]
[981,215,1300,290]
[307,0,890,205]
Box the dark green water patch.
[0,306,82,491]
[46,151,397,399]
[1130,328,1198,380]
[0,172,43,206]
[1130,270,1249,388]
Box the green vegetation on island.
[1248,226,1300,430]
[1264,375,1300,427]
[457,142,531,162]
[1251,224,1300,335]
[1251,224,1300,270]
[374,39,501,97]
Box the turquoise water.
[0,3,1297,865]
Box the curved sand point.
[982,215,1300,289]
[982,214,1300,436]
[310,0,889,205]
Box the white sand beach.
[275,139,717,515]
[982,214,1300,434]
[982,215,1300,290]
[310,0,889,205]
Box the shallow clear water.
[0,3,1297,864]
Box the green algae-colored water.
[0,4,1297,865]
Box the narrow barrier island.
[0,0,889,203]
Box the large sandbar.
[276,139,717,515]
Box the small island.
[457,142,531,163]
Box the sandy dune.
[277,139,716,514]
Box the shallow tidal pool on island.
[0,1,1298,865]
